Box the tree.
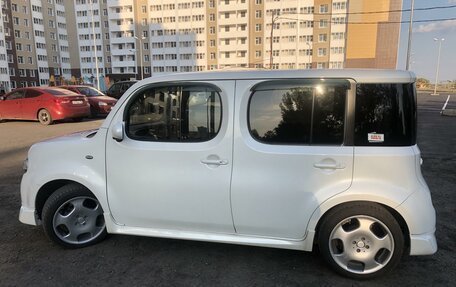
[416,78,430,89]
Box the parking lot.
[0,92,454,286]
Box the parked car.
[105,80,137,99]
[60,85,117,117]
[19,70,437,279]
[0,87,90,125]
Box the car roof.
[139,69,415,85]
[112,81,137,84]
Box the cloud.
[449,0,456,3]
[414,19,456,33]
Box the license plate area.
[72,100,83,105]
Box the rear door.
[22,89,43,119]
[231,79,354,239]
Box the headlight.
[23,158,29,172]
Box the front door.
[106,81,235,233]
[0,90,25,119]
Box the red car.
[60,86,117,117]
[0,87,90,125]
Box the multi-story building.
[0,3,10,91]
[0,0,402,90]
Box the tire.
[38,109,53,125]
[90,107,98,118]
[42,184,107,248]
[317,202,404,279]
[73,117,84,122]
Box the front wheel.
[42,184,107,248]
[318,202,404,279]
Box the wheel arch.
[309,200,410,251]
[35,180,95,220]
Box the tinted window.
[25,89,42,98]
[108,84,121,94]
[249,80,347,145]
[77,87,103,97]
[355,83,416,146]
[43,88,78,96]
[7,91,25,100]
[126,84,222,142]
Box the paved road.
[0,93,454,286]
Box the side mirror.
[112,122,124,142]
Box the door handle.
[313,163,346,170]
[201,159,229,166]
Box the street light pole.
[269,10,280,69]
[431,38,444,96]
[306,42,312,69]
[134,36,146,80]
[405,0,415,70]
[90,0,100,90]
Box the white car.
[19,70,437,279]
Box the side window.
[120,84,128,93]
[25,89,42,98]
[355,83,416,146]
[7,91,25,100]
[249,80,348,145]
[109,84,120,93]
[126,84,222,142]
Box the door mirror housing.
[112,122,124,142]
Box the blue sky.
[397,0,456,82]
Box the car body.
[0,87,90,125]
[60,86,117,117]
[105,81,137,100]
[19,70,437,278]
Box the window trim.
[247,79,353,146]
[124,82,223,143]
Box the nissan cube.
[19,70,437,279]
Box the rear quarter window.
[354,83,416,146]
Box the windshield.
[77,87,104,97]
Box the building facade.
[0,0,402,91]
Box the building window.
[318,34,327,42]
[318,48,327,56]
[319,19,328,28]
[255,24,262,31]
[320,4,329,13]
[255,37,262,45]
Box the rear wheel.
[38,109,53,125]
[318,202,404,279]
[42,184,107,248]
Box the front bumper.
[19,171,39,226]
[19,206,38,225]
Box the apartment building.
[0,0,402,89]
